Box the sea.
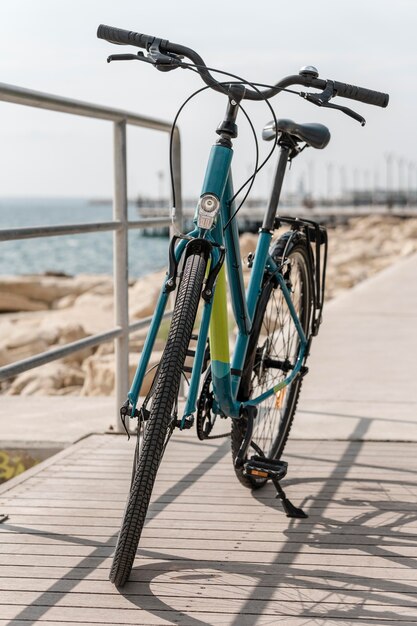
[0,198,169,278]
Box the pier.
[138,200,417,235]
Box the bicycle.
[97,24,389,587]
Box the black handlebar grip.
[333,81,389,108]
[97,24,157,50]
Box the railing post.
[171,127,183,232]
[171,127,187,399]
[113,120,129,429]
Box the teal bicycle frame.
[128,142,307,422]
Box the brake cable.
[167,77,261,232]
[167,65,285,231]
[180,63,286,228]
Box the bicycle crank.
[196,368,230,440]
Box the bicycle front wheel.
[231,242,312,489]
[110,252,206,586]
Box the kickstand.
[271,477,308,519]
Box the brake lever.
[300,80,366,126]
[321,101,366,126]
[107,52,152,63]
[107,46,183,72]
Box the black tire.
[231,241,312,489]
[110,253,206,586]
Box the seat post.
[262,145,290,231]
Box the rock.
[0,274,113,313]
[95,342,114,357]
[0,347,9,367]
[239,233,258,261]
[81,353,115,396]
[402,219,417,238]
[399,240,416,256]
[7,362,84,396]
[3,338,51,365]
[0,322,52,365]
[0,292,48,312]
[0,275,73,308]
[80,350,163,397]
[54,385,86,396]
[128,333,165,354]
[54,294,78,309]
[129,271,166,320]
[55,323,94,365]
[0,319,92,367]
[239,228,287,266]
[73,291,113,311]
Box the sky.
[0,0,416,201]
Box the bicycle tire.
[231,241,312,489]
[110,252,206,586]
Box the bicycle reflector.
[197,193,220,229]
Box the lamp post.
[385,152,393,209]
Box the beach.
[1,214,416,397]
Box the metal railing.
[0,82,182,426]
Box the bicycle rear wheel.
[110,252,206,586]
[231,241,312,489]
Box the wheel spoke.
[233,246,310,464]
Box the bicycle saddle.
[262,118,331,149]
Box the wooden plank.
[0,620,416,626]
[3,526,417,543]
[0,551,415,568]
[0,534,417,552]
[2,561,417,582]
[16,475,417,490]
[10,480,417,499]
[1,574,417,596]
[0,620,415,626]
[1,587,417,613]
[4,518,417,535]
[2,593,417,620]
[54,452,417,465]
[4,493,417,513]
[36,465,417,478]
[3,506,416,523]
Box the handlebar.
[97,24,156,49]
[332,81,388,108]
[97,24,389,108]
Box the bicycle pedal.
[243,456,288,480]
[175,415,195,429]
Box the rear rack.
[274,215,328,337]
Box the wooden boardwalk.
[1,432,417,625]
